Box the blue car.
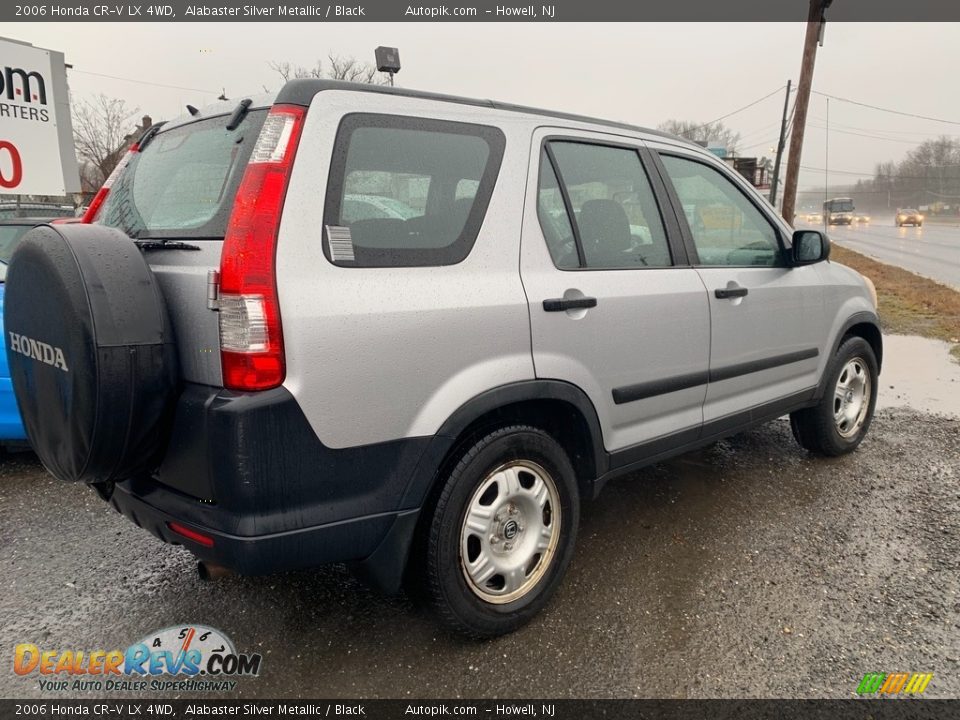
[0,220,36,442]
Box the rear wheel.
[420,425,579,637]
[790,336,878,456]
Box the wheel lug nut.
[505,542,513,551]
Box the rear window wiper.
[134,239,201,251]
[136,121,166,152]
[225,98,253,131]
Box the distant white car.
[896,209,923,227]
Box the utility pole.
[768,79,792,208]
[781,0,832,226]
[824,97,829,230]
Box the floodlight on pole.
[375,46,401,87]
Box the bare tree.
[72,94,141,190]
[268,54,386,86]
[658,119,741,153]
[327,55,381,84]
[268,60,325,81]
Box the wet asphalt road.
[2,408,958,699]
[797,216,960,289]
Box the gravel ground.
[1,408,957,699]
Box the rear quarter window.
[323,114,506,267]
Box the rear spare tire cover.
[4,223,179,483]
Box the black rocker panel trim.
[612,348,818,405]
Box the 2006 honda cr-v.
[5,80,881,637]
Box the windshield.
[98,109,267,240]
[0,224,33,282]
[826,199,854,213]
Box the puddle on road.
[878,334,960,416]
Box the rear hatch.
[95,102,270,387]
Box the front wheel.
[420,425,579,637]
[790,336,879,456]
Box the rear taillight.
[219,104,305,391]
[81,143,138,224]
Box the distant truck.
[823,197,855,226]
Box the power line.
[69,68,216,94]
[737,120,782,141]
[808,123,937,145]
[801,166,875,176]
[811,90,960,126]
[800,164,960,180]
[695,85,789,130]
[809,116,960,137]
[740,137,780,152]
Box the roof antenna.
[186,104,199,116]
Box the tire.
[420,425,579,638]
[4,224,178,483]
[790,336,878,457]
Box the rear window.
[98,110,267,240]
[323,113,506,267]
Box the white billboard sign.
[0,37,80,196]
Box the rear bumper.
[104,384,453,590]
[109,481,418,580]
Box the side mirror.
[792,230,830,265]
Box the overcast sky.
[11,22,960,193]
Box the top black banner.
[4,0,960,22]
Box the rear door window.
[539,141,673,269]
[323,114,506,267]
[98,109,267,240]
[536,150,579,269]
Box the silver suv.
[5,80,881,637]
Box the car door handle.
[714,286,749,299]
[543,297,598,312]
